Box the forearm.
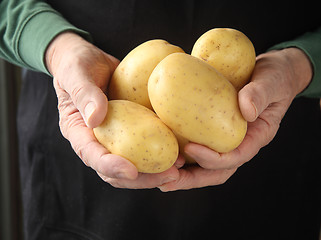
[0,0,91,74]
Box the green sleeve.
[269,27,321,98]
[0,0,91,75]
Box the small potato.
[93,100,179,173]
[191,28,256,91]
[108,40,184,109]
[148,53,247,153]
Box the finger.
[174,154,186,169]
[101,165,179,189]
[184,142,244,170]
[159,166,237,192]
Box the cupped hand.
[160,48,313,191]
[46,32,180,188]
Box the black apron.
[18,1,321,239]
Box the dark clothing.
[18,1,321,239]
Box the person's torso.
[19,1,321,239]
[47,0,321,58]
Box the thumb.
[238,57,288,123]
[56,53,118,129]
[81,54,119,128]
[238,81,271,122]
[238,52,293,122]
[80,83,108,128]
[55,76,108,128]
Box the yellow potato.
[191,28,256,91]
[148,53,247,153]
[93,100,179,173]
[108,39,184,109]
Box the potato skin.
[108,40,184,109]
[93,100,179,173]
[191,28,256,91]
[148,53,247,153]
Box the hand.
[160,48,313,191]
[46,32,179,189]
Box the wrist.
[281,48,313,96]
[45,31,86,76]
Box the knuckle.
[58,117,68,139]
[217,175,229,185]
[98,173,110,183]
[105,178,123,189]
[97,173,121,188]
[58,111,75,137]
[72,141,86,163]
[71,84,87,107]
[71,139,95,168]
[58,114,85,152]
[219,169,236,185]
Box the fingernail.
[115,168,138,180]
[158,182,176,192]
[84,102,95,125]
[174,154,185,168]
[158,186,170,192]
[251,101,258,120]
[161,176,177,185]
[115,171,131,180]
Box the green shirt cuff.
[18,10,92,75]
[268,29,321,98]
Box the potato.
[108,40,184,109]
[148,53,247,153]
[93,100,179,173]
[191,28,256,91]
